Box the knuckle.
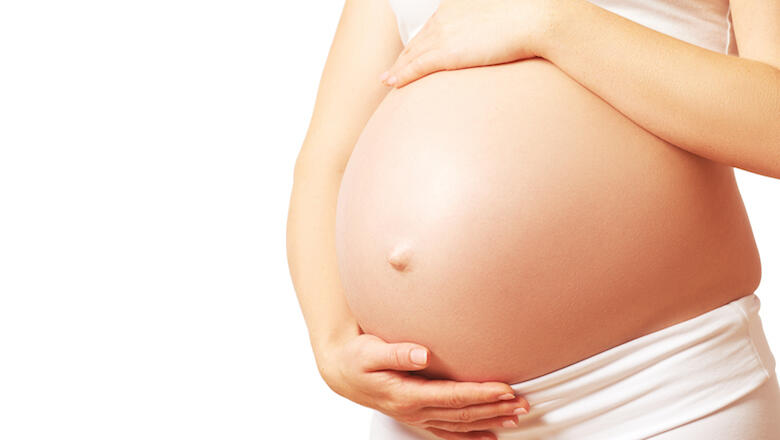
[397,401,415,413]
[408,58,425,74]
[444,47,461,62]
[387,348,402,368]
[383,399,403,415]
[446,394,463,408]
[445,388,465,407]
[388,397,414,414]
[456,408,472,422]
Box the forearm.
[286,156,361,366]
[539,0,780,178]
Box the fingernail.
[502,418,519,428]
[379,71,390,82]
[498,393,516,400]
[513,407,528,415]
[386,75,397,86]
[410,348,427,365]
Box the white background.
[0,1,777,439]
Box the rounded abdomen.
[335,58,761,383]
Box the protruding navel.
[387,242,413,272]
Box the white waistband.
[496,293,776,439]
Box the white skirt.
[370,293,780,440]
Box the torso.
[333,3,758,384]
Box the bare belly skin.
[334,57,762,384]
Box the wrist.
[311,321,361,375]
[311,319,361,355]
[312,324,360,396]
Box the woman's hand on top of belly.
[317,333,530,440]
[379,0,552,89]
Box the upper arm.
[296,0,404,174]
[729,0,780,68]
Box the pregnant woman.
[287,0,780,438]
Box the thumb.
[360,337,430,372]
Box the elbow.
[734,142,780,180]
[729,113,780,179]
[757,125,780,179]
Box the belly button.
[387,243,413,272]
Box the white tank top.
[388,0,739,55]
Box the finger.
[359,338,430,372]
[382,35,435,86]
[387,49,447,88]
[418,397,529,423]
[404,376,518,408]
[398,34,429,63]
[425,427,496,440]
[425,414,522,432]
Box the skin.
[291,0,777,438]
[380,0,780,177]
[336,55,762,384]
[286,1,528,439]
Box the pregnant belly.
[335,58,761,384]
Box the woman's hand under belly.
[335,58,761,384]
